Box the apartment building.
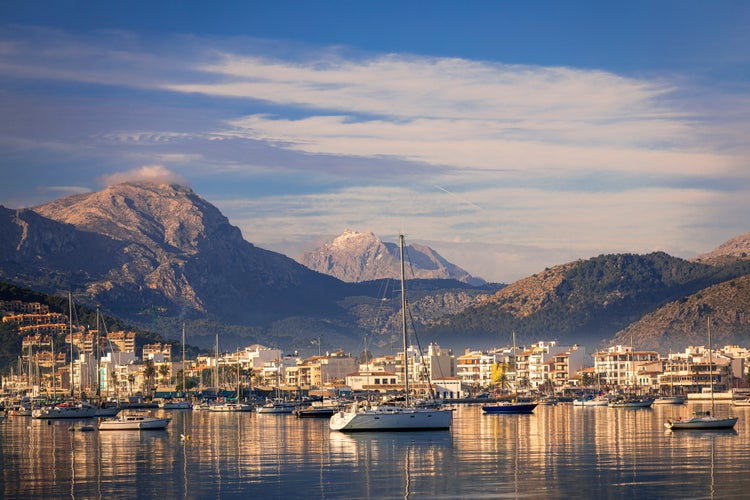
[143,343,171,362]
[593,345,660,388]
[107,331,137,353]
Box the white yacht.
[329,234,452,432]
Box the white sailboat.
[329,234,452,432]
[665,317,738,430]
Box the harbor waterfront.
[2,402,750,498]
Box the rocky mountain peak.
[15,182,335,322]
[695,231,750,263]
[33,182,240,255]
[301,229,485,284]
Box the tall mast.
[182,322,186,397]
[512,330,517,399]
[399,234,409,407]
[51,320,55,398]
[708,316,714,413]
[69,292,74,398]
[96,306,101,401]
[631,333,635,395]
[236,349,241,400]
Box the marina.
[3,402,750,498]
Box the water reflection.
[3,403,750,498]
[329,430,453,498]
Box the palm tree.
[143,360,156,396]
[541,378,555,397]
[246,367,255,392]
[158,363,170,387]
[127,373,135,396]
[498,373,509,395]
[110,371,119,399]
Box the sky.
[1,1,750,283]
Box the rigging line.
[403,237,445,383]
[406,306,437,401]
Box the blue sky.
[1,1,749,282]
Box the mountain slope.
[4,181,750,354]
[694,231,750,265]
[0,183,499,351]
[425,252,750,349]
[301,229,485,284]
[611,274,750,352]
[19,183,348,324]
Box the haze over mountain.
[300,229,486,285]
[0,182,493,351]
[1,182,750,355]
[422,250,750,351]
[3,183,350,334]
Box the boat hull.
[329,406,452,431]
[653,397,686,405]
[608,399,654,408]
[482,403,537,414]
[257,403,295,414]
[294,407,338,418]
[160,401,193,410]
[33,405,97,419]
[573,397,609,407]
[209,403,252,412]
[98,416,171,430]
[665,416,738,430]
[95,406,122,417]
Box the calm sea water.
[2,402,749,499]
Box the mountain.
[693,231,750,264]
[2,183,352,334]
[0,183,494,352]
[301,229,486,285]
[610,273,750,352]
[424,252,750,350]
[4,181,750,355]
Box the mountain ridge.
[300,229,486,285]
[1,182,750,354]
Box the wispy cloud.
[1,27,749,281]
[99,165,189,187]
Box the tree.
[246,367,255,392]
[110,371,119,399]
[158,363,170,386]
[541,378,555,396]
[498,373,509,395]
[143,360,156,395]
[127,373,135,396]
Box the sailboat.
[665,317,738,430]
[329,234,453,432]
[482,331,537,414]
[161,323,193,410]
